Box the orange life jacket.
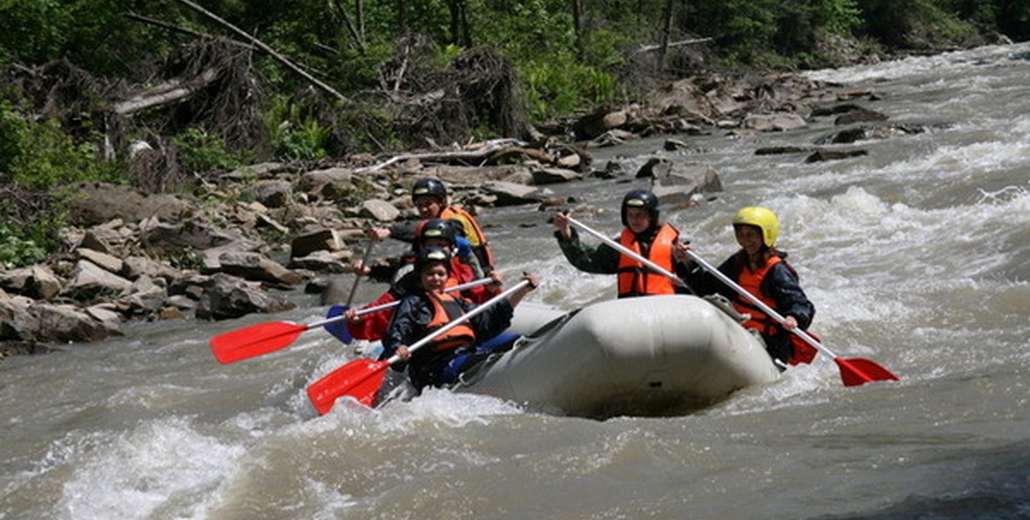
[733,255,783,336]
[441,205,495,269]
[425,291,476,352]
[617,223,679,297]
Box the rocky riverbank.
[0,70,944,359]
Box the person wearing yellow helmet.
[553,189,692,298]
[679,206,815,366]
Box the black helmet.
[411,178,447,201]
[416,218,457,248]
[621,189,660,226]
[414,246,452,272]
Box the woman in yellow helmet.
[678,207,815,367]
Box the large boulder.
[65,182,194,227]
[196,273,296,320]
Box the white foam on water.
[56,417,245,520]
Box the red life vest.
[617,223,679,297]
[424,292,476,352]
[441,205,495,269]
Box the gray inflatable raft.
[458,295,780,418]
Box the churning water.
[3,43,1029,519]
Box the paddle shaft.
[383,279,531,364]
[565,216,690,289]
[321,277,495,325]
[685,250,833,358]
[345,240,376,306]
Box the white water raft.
[458,295,781,418]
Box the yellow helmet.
[733,206,779,247]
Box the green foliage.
[171,127,249,174]
[0,223,48,269]
[857,0,979,48]
[0,100,121,191]
[521,54,618,120]
[0,0,177,75]
[262,96,330,162]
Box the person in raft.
[369,177,496,276]
[343,218,502,343]
[552,189,692,298]
[678,206,815,367]
[380,247,539,390]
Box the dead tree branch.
[173,0,350,104]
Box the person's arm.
[468,274,539,339]
[381,295,429,366]
[554,228,621,274]
[345,290,397,341]
[767,263,815,330]
[683,253,740,299]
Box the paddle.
[209,277,495,364]
[683,251,899,386]
[323,239,376,340]
[306,279,532,415]
[565,215,899,386]
[323,277,496,344]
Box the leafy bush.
[171,127,250,174]
[0,223,48,269]
[0,100,120,191]
[263,96,331,161]
[520,54,619,120]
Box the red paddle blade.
[209,322,306,364]
[307,359,391,415]
[835,357,901,387]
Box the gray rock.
[196,273,296,320]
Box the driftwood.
[174,0,350,104]
[635,37,712,54]
[113,68,219,115]
[356,138,526,173]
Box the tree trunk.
[658,0,675,71]
[570,0,583,58]
[331,0,366,54]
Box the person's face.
[625,207,653,233]
[734,225,764,257]
[414,196,444,219]
[420,263,449,292]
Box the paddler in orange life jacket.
[679,206,816,367]
[342,219,502,343]
[552,189,692,298]
[381,247,539,391]
[369,177,496,276]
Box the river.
[3,42,1029,520]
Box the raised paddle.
[306,279,532,415]
[209,277,495,363]
[322,277,497,344]
[565,215,899,386]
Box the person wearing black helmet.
[369,177,497,275]
[552,189,691,298]
[381,247,539,390]
[343,218,502,343]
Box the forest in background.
[1,0,1027,268]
